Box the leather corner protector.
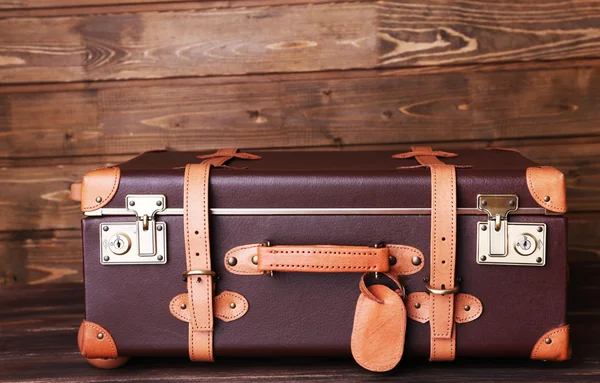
[406,293,483,324]
[224,244,263,275]
[81,167,121,212]
[70,182,82,202]
[170,291,249,323]
[526,166,567,213]
[388,245,425,275]
[77,320,119,359]
[531,325,571,361]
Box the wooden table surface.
[2,262,599,383]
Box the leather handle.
[257,245,390,273]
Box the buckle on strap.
[424,283,460,296]
[182,269,216,281]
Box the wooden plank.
[2,64,600,159]
[1,1,599,83]
[0,0,184,9]
[2,265,600,382]
[0,230,82,287]
[1,137,599,233]
[0,3,377,83]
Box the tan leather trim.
[388,245,425,275]
[77,320,119,359]
[531,325,571,361]
[224,244,264,275]
[185,162,214,362]
[85,357,130,369]
[81,167,121,212]
[406,292,483,324]
[526,166,567,213]
[428,164,457,362]
[392,147,458,165]
[170,291,249,323]
[351,284,406,372]
[257,245,389,273]
[225,244,424,276]
[70,182,82,202]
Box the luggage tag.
[351,273,407,372]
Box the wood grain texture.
[1,263,599,381]
[2,64,600,159]
[1,0,599,83]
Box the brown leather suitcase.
[72,147,570,371]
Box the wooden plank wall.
[1,0,599,286]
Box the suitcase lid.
[90,149,563,215]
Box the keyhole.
[115,238,124,249]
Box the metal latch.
[477,194,518,256]
[126,195,166,256]
[476,194,546,266]
[99,194,168,265]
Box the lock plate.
[100,222,167,265]
[477,222,546,266]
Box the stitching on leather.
[82,168,119,210]
[457,295,482,322]
[526,167,566,212]
[201,163,211,331]
[387,245,424,275]
[267,250,380,255]
[268,264,378,270]
[82,322,117,358]
[224,244,263,275]
[170,294,189,322]
[532,326,569,359]
[215,292,248,321]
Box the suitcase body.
[74,148,570,370]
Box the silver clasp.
[126,195,166,256]
[477,194,518,256]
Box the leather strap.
[257,245,390,273]
[428,163,457,361]
[184,149,259,362]
[393,147,458,361]
[392,146,458,166]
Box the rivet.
[536,257,542,263]
[251,255,258,265]
[509,200,515,207]
[544,196,551,202]
[181,304,186,310]
[157,255,164,261]
[411,256,421,266]
[95,196,102,203]
[157,226,163,232]
[230,302,236,309]
[537,226,543,232]
[480,255,487,262]
[414,303,421,309]
[103,226,109,232]
[482,225,487,231]
[97,333,104,340]
[129,201,135,206]
[423,277,429,283]
[388,255,397,266]
[545,337,552,344]
[464,305,471,311]
[103,256,110,262]
[481,200,487,207]
[156,201,162,206]
[227,257,238,266]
